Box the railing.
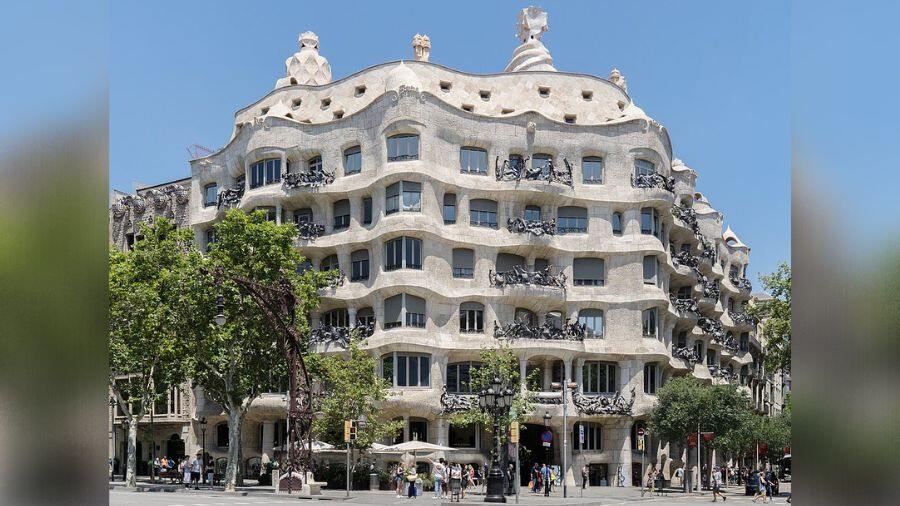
[440,386,475,414]
[728,310,758,326]
[495,156,574,187]
[729,273,753,292]
[631,172,675,192]
[489,266,566,289]
[322,270,345,289]
[296,222,325,240]
[309,321,375,348]
[493,319,588,341]
[698,276,720,300]
[452,267,474,278]
[672,346,700,363]
[217,185,245,209]
[672,250,701,271]
[671,204,700,235]
[506,217,556,236]
[698,317,726,340]
[533,392,564,405]
[283,167,336,189]
[669,296,700,316]
[708,365,738,383]
[571,388,635,415]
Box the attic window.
[260,106,270,115]
[564,114,577,124]
[440,81,452,92]
[321,98,331,108]
[538,86,550,98]
[617,100,626,111]
[333,110,344,120]
[479,90,491,101]
[355,85,367,96]
[292,98,302,108]
[461,104,474,112]
[501,108,515,114]
[582,90,593,101]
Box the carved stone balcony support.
[571,388,635,415]
[495,156,574,187]
[506,217,556,236]
[631,172,675,192]
[282,166,336,190]
[493,319,587,341]
[489,265,566,289]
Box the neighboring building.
[109,7,771,486]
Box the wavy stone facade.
[109,15,782,486]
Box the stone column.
[575,358,584,390]
[347,307,358,326]
[262,421,275,460]
[275,202,282,224]
[402,416,410,442]
[608,419,632,487]
[436,417,448,446]
[519,356,528,393]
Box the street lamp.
[109,397,117,480]
[214,294,226,326]
[199,417,208,485]
[551,380,578,498]
[120,417,130,481]
[479,377,514,503]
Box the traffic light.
[349,423,358,442]
[344,420,352,442]
[509,421,520,444]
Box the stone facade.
[109,8,783,486]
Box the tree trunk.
[126,419,138,488]
[223,407,245,492]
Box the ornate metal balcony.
[217,184,245,209]
[672,346,700,363]
[322,270,345,289]
[571,388,636,416]
[296,222,325,240]
[631,172,675,192]
[698,236,717,263]
[669,296,700,317]
[282,166,336,190]
[309,321,375,348]
[698,317,726,340]
[672,250,701,271]
[698,276,720,300]
[493,318,587,341]
[728,310,758,326]
[506,217,557,236]
[709,365,738,383]
[489,265,566,289]
[671,204,700,235]
[495,156,574,187]
[440,386,476,414]
[729,273,753,292]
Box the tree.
[748,262,791,373]
[306,339,402,449]
[109,218,197,487]
[181,209,330,492]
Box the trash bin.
[369,473,379,491]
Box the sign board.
[758,443,768,454]
[687,433,698,447]
[578,424,585,445]
[637,435,645,452]
[343,420,352,442]
[636,427,645,437]
[541,430,553,445]
[702,432,715,442]
[509,422,520,444]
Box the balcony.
[669,295,700,317]
[282,166,335,190]
[506,217,556,236]
[493,318,589,341]
[709,365,738,384]
[217,184,245,209]
[671,203,700,235]
[698,236,717,263]
[672,346,700,363]
[697,317,726,340]
[439,386,475,414]
[571,388,636,415]
[309,321,375,347]
[728,310,758,327]
[489,265,566,289]
[729,273,753,292]
[533,392,564,405]
[631,172,675,192]
[495,156,574,188]
[698,276,720,301]
[672,249,701,273]
[296,222,325,240]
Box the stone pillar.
[348,307,358,326]
[275,202,282,224]
[563,357,573,383]
[262,421,275,459]
[403,416,410,442]
[542,359,552,391]
[575,358,584,390]
[519,356,528,393]
[436,417,448,446]
[608,420,632,487]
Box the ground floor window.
[449,423,477,448]
[573,422,602,451]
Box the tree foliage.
[649,376,749,449]
[748,262,791,373]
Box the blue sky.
[110,0,790,285]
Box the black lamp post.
[121,417,130,481]
[543,411,552,466]
[479,377,514,503]
[109,397,117,480]
[199,417,208,485]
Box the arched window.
[350,249,369,281]
[322,308,348,327]
[443,193,457,224]
[307,155,323,173]
[343,146,361,175]
[203,183,217,207]
[459,302,484,333]
[532,153,553,175]
[582,361,616,393]
[573,258,605,286]
[706,349,717,366]
[582,157,603,184]
[469,199,498,228]
[524,205,541,222]
[634,159,655,177]
[294,207,313,224]
[557,206,588,234]
[250,158,281,188]
[446,362,481,393]
[333,200,350,229]
[387,134,419,161]
[642,308,658,336]
[694,340,704,359]
[383,293,426,329]
[384,236,422,271]
[643,256,658,284]
[612,212,623,236]
[546,311,563,329]
[320,254,339,272]
[578,309,605,337]
[216,422,229,448]
[385,181,421,214]
[514,308,536,326]
[460,147,488,174]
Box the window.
[694,340,704,359]
[574,258,605,286]
[452,248,474,278]
[255,206,277,222]
[203,183,217,207]
[642,308,657,337]
[307,155,323,174]
[515,308,536,326]
[534,258,549,271]
[322,308,349,327]
[706,349,716,366]
[740,332,750,352]
[294,208,313,224]
[387,134,419,161]
[524,205,541,222]
[384,236,422,271]
[578,309,605,337]
[643,363,659,394]
[643,256,658,285]
[573,422,602,451]
[250,158,281,188]
[320,254,339,272]
[496,253,526,273]
[557,206,588,233]
[460,147,488,174]
[634,159,655,177]
[612,212,623,236]
[532,153,553,176]
[459,302,484,333]
[350,249,369,281]
[443,193,457,224]
[385,181,421,214]
[546,311,563,329]
[333,199,350,229]
[446,362,481,393]
[730,264,739,279]
[383,293,426,330]
[382,352,430,387]
[677,285,692,299]
[469,199,498,228]
[356,307,375,327]
[582,157,603,184]
[449,423,477,448]
[641,208,660,236]
[216,423,229,448]
[676,331,688,348]
[362,197,372,225]
[727,298,735,312]
[582,361,616,393]
[409,419,428,442]
[204,228,216,253]
[344,146,361,175]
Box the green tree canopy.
[748,262,791,373]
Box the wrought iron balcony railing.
[506,217,557,236]
[489,265,566,289]
[295,222,325,240]
[729,273,753,292]
[672,250,701,271]
[282,166,336,190]
[217,185,245,209]
[669,296,700,317]
[533,392,564,405]
[631,172,675,192]
[439,386,476,414]
[322,270,345,289]
[571,388,636,415]
[495,156,574,187]
[708,365,738,383]
[309,321,375,348]
[493,318,588,341]
[672,346,700,363]
[698,236,717,263]
[698,276,720,300]
[698,317,726,340]
[728,310,759,326]
[671,203,700,235]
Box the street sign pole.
[697,424,701,493]
[515,442,520,504]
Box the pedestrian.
[451,462,464,499]
[206,457,214,486]
[765,469,776,502]
[541,463,551,497]
[711,466,726,502]
[675,465,684,487]
[406,466,418,499]
[394,464,404,498]
[581,464,588,489]
[181,457,191,488]
[428,458,445,499]
[751,469,766,503]
[191,452,202,489]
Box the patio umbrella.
[380,441,456,468]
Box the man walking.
[541,463,551,497]
[711,466,726,502]
[581,464,588,489]
[430,458,445,499]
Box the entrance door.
[517,423,551,486]
[167,434,185,461]
[632,462,642,487]
[588,463,608,486]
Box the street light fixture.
[214,294,226,326]
[199,417,208,485]
[479,376,514,503]
[551,380,578,498]
[109,397,117,480]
